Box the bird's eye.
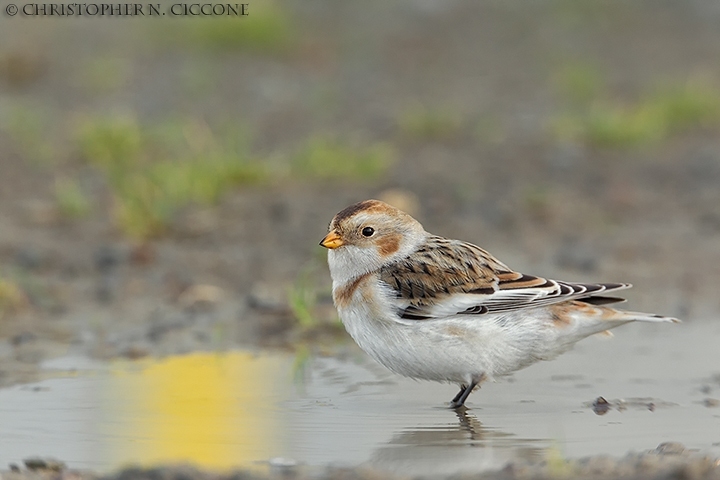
[361,227,375,237]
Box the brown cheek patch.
[377,234,401,258]
[333,273,370,309]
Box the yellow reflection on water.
[104,351,288,469]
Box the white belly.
[338,306,561,384]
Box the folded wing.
[379,236,630,320]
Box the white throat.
[326,232,427,288]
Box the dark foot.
[451,384,467,405]
[449,381,478,409]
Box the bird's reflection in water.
[368,407,545,476]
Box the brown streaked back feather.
[379,236,631,320]
[379,236,510,302]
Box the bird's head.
[320,199,427,284]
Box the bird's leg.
[451,385,467,405]
[450,381,479,409]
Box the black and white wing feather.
[379,236,630,320]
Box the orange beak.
[319,230,344,249]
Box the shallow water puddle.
[0,352,291,471]
[0,322,719,475]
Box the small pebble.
[129,242,155,265]
[15,248,43,270]
[94,245,122,273]
[178,284,224,310]
[269,457,299,468]
[23,456,66,471]
[592,396,611,415]
[10,331,36,346]
[121,345,150,360]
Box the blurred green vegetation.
[75,115,266,239]
[291,136,394,180]
[81,57,132,93]
[398,105,463,141]
[2,101,394,241]
[523,186,553,222]
[553,62,604,107]
[475,115,507,145]
[54,177,92,219]
[292,344,312,387]
[288,264,320,330]
[552,0,617,26]
[288,259,343,336]
[180,61,219,95]
[0,273,27,319]
[553,67,720,148]
[3,107,55,165]
[159,3,295,54]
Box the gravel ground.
[2,443,720,480]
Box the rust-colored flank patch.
[550,300,606,327]
[333,273,370,309]
[549,302,575,327]
[444,325,466,337]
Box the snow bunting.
[320,199,679,408]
